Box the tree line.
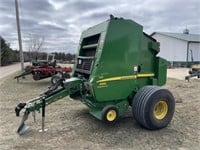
[0,36,75,66]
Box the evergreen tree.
[0,36,15,66]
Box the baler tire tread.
[133,86,157,123]
[132,86,175,130]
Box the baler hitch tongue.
[17,110,30,135]
[15,78,73,135]
[15,94,41,135]
[15,102,26,116]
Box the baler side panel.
[139,34,167,86]
[93,19,144,102]
[135,34,158,88]
[156,57,167,85]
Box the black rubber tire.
[33,72,41,80]
[132,86,175,130]
[102,105,119,124]
[51,75,62,84]
[63,73,70,79]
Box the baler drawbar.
[15,16,175,135]
[15,78,83,134]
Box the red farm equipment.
[14,54,72,84]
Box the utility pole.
[15,0,24,72]
[29,33,32,64]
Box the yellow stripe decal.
[97,73,154,83]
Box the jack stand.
[32,111,36,123]
[39,97,47,132]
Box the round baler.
[15,16,175,135]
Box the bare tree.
[28,34,45,60]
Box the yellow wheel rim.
[106,110,117,121]
[153,100,168,120]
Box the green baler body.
[70,18,167,119]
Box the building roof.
[151,32,200,42]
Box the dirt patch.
[0,73,200,150]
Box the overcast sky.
[0,0,199,53]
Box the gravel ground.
[0,63,29,80]
[0,72,200,150]
[167,68,189,80]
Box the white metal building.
[151,32,200,66]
